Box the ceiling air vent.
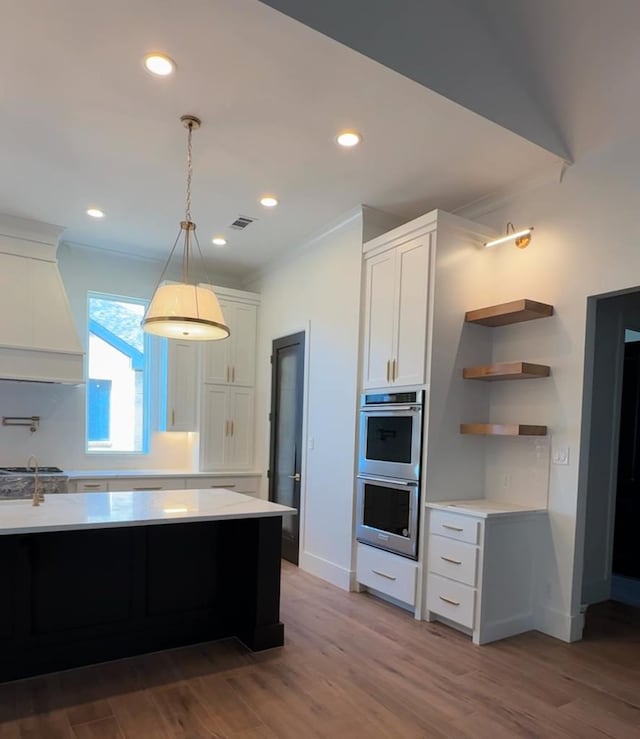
[230,215,256,230]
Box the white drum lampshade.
[143,283,229,340]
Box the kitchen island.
[0,489,295,683]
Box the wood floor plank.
[1,562,640,739]
[71,717,123,739]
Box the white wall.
[252,212,363,588]
[456,135,640,640]
[0,242,241,471]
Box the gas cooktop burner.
[0,466,64,474]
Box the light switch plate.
[552,447,569,465]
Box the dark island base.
[0,516,284,683]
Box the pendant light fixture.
[142,115,230,341]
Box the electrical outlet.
[501,473,512,489]
[552,447,569,465]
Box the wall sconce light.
[485,222,534,249]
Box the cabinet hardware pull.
[83,484,101,489]
[440,556,462,565]
[133,487,162,491]
[288,473,301,482]
[392,358,397,381]
[211,484,235,488]
[386,360,390,383]
[439,596,460,606]
[232,366,235,383]
[171,409,175,426]
[226,366,230,383]
[230,420,234,436]
[371,569,397,581]
[442,524,464,532]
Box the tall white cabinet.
[199,287,259,471]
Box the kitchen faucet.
[26,455,43,506]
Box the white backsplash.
[484,435,550,509]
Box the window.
[86,293,150,453]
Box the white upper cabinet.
[165,339,199,431]
[203,301,257,386]
[362,230,431,389]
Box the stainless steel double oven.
[356,388,423,559]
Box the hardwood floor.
[1,562,640,738]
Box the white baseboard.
[299,551,353,591]
[535,604,584,642]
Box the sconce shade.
[142,283,229,340]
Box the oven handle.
[357,475,418,487]
[360,405,422,413]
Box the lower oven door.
[356,476,419,559]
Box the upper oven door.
[358,406,422,480]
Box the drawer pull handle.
[440,556,462,565]
[133,487,162,491]
[211,484,236,488]
[442,524,464,532]
[439,596,460,606]
[83,484,101,489]
[371,569,397,581]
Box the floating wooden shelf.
[460,423,548,437]
[463,361,551,381]
[465,299,554,327]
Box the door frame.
[574,287,640,617]
[268,326,310,564]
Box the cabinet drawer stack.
[426,510,481,631]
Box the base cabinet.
[425,507,543,644]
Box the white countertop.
[0,489,295,535]
[65,470,263,479]
[426,498,547,518]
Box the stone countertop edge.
[65,470,264,479]
[0,489,295,536]
[426,498,548,519]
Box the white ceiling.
[0,0,561,278]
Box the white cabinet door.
[231,304,257,386]
[203,300,232,384]
[166,340,198,431]
[201,385,230,470]
[393,233,430,387]
[229,387,255,469]
[362,250,397,389]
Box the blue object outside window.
[88,379,112,441]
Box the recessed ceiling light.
[86,208,105,219]
[260,196,278,208]
[336,130,362,147]
[212,236,227,246]
[143,53,176,77]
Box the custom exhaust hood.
[0,214,83,384]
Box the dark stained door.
[268,332,305,565]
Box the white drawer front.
[75,480,108,493]
[191,476,260,494]
[356,544,417,606]
[108,477,185,492]
[429,510,480,544]
[427,574,476,629]
[428,535,478,587]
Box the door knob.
[288,473,301,482]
